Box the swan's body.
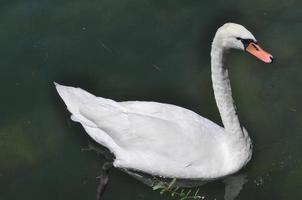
[55,23,273,180]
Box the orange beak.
[246,42,273,63]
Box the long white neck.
[210,36,244,139]
[210,39,253,170]
[208,25,254,173]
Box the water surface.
[0,0,302,199]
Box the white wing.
[55,83,229,178]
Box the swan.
[55,23,273,180]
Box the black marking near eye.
[235,37,257,49]
[240,39,256,49]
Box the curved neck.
[210,38,243,137]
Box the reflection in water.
[116,169,248,200]
[223,174,248,200]
[96,162,112,200]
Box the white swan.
[55,23,273,180]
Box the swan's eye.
[236,37,242,40]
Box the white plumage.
[55,23,273,180]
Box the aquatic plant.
[152,177,204,200]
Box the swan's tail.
[54,82,123,155]
[54,82,97,127]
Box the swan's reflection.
[223,174,248,200]
[123,169,248,200]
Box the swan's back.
[55,83,237,179]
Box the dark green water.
[1,0,302,199]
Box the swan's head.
[214,23,273,63]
